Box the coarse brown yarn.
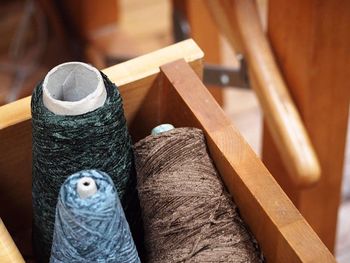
[134,127,265,263]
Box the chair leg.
[263,0,350,252]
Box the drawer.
[0,39,335,263]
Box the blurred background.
[0,0,349,262]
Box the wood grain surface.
[206,0,321,187]
[160,59,335,263]
[264,0,350,251]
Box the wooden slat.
[264,0,350,251]
[160,59,335,263]
[205,0,321,187]
[0,39,204,256]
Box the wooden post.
[172,0,223,105]
[264,0,350,251]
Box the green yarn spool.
[31,66,140,262]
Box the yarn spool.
[50,170,140,263]
[134,127,264,262]
[31,62,139,262]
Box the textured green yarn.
[31,72,137,262]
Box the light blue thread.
[50,170,140,263]
[31,71,141,262]
[151,124,175,135]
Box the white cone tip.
[77,177,98,199]
[151,124,175,135]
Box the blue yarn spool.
[31,63,142,262]
[50,170,140,263]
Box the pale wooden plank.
[0,39,203,130]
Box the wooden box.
[0,39,335,262]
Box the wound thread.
[50,170,140,263]
[31,69,139,262]
[134,127,264,262]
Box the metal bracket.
[203,55,249,89]
[172,7,249,89]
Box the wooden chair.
[0,39,335,262]
[264,0,350,251]
[205,0,350,252]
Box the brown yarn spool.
[134,127,264,262]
